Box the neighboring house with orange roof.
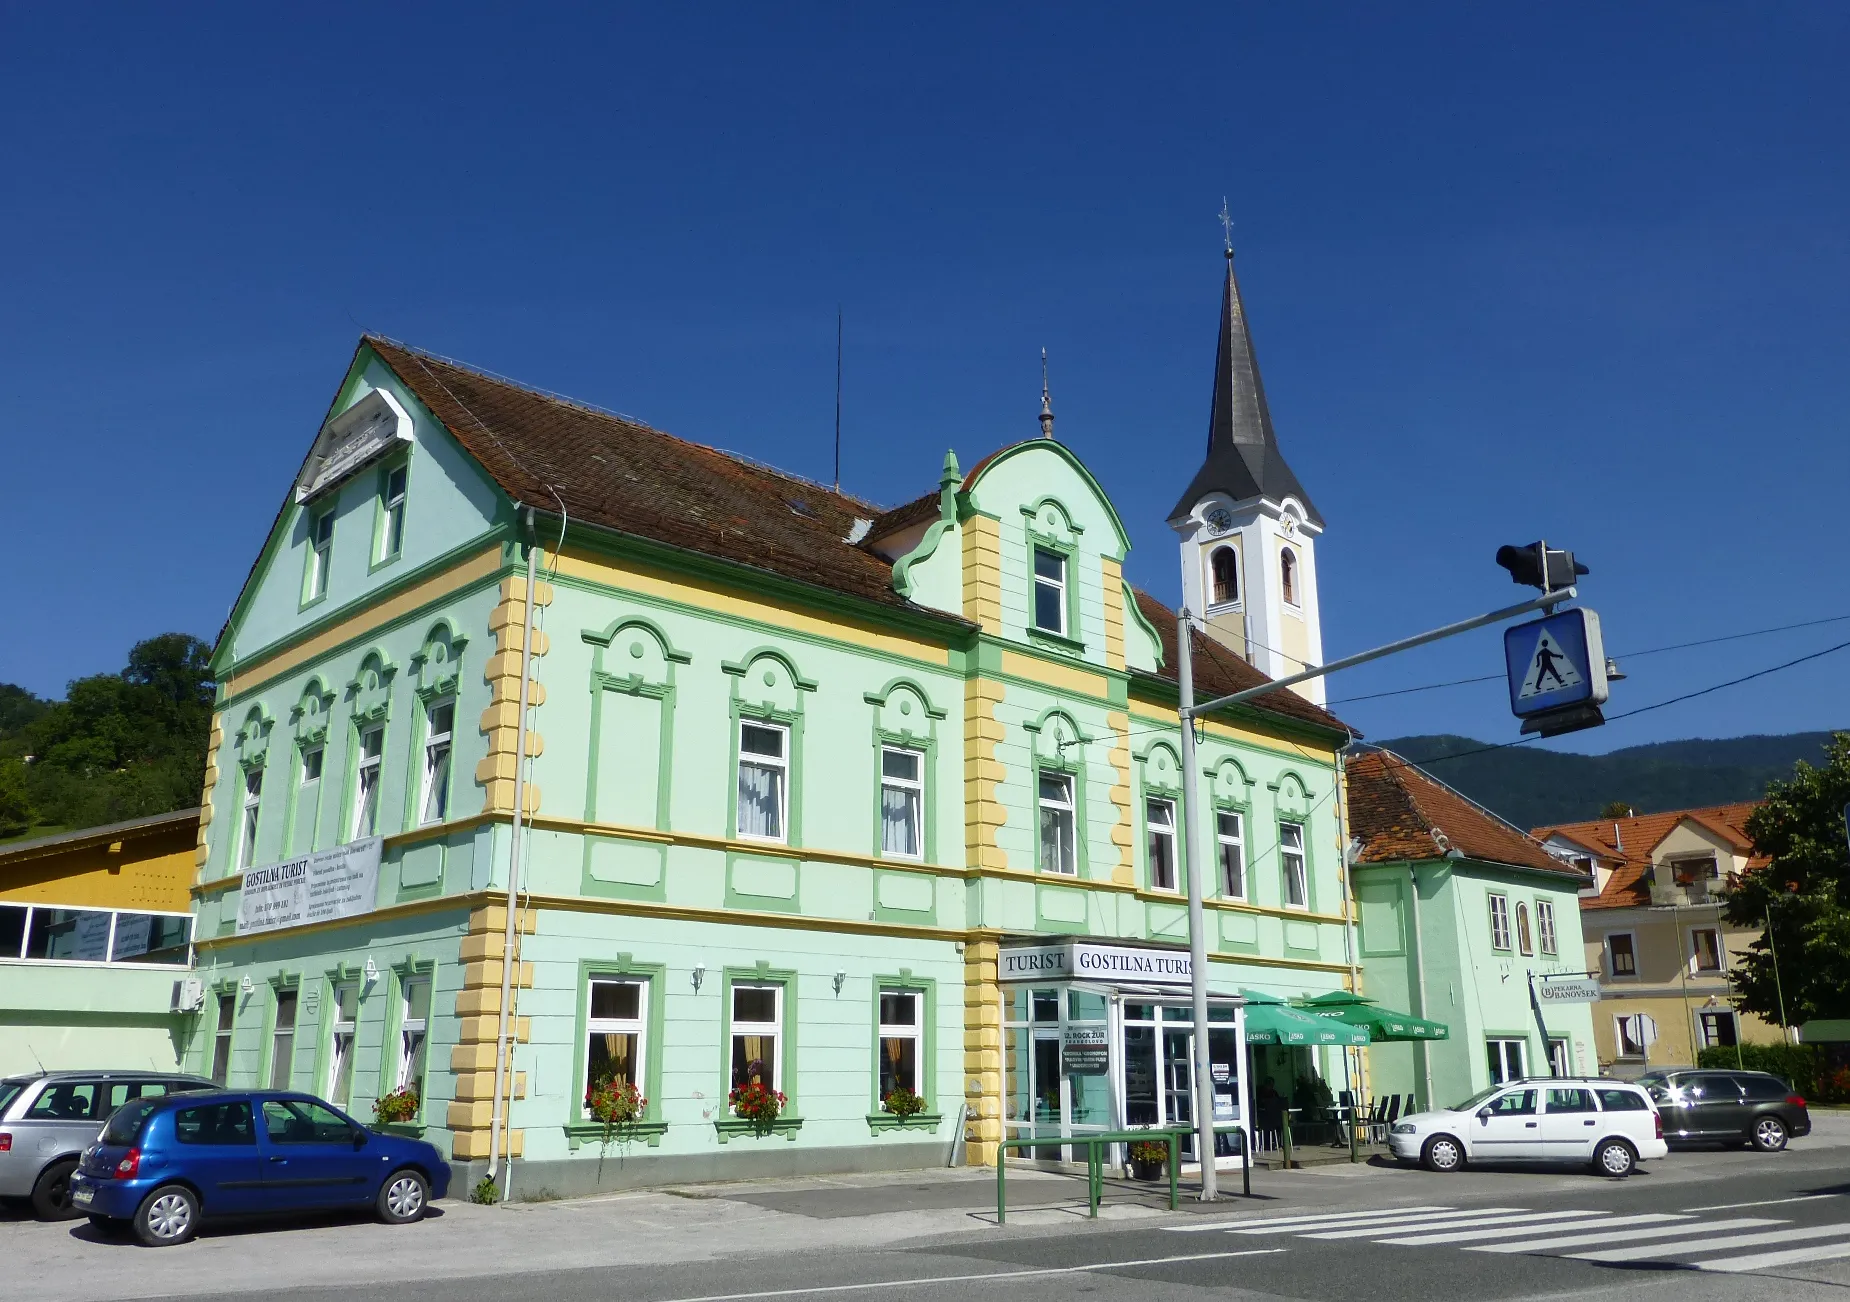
[1535,802,1783,1074]
[1347,751,1596,1111]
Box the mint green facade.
[1356,858,1598,1111]
[186,339,1357,1193]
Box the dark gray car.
[1639,1068,1813,1152]
[0,1071,215,1218]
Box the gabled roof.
[1347,751,1577,878]
[1129,590,1350,736]
[363,337,968,622]
[1168,253,1321,526]
[1533,801,1763,910]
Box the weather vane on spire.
[1219,197,1235,258]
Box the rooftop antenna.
[833,307,843,492]
[1038,348,1054,439]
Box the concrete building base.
[453,1139,961,1202]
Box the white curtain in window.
[881,785,919,856]
[738,761,783,839]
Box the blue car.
[68,1090,451,1245]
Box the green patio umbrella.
[1295,991,1449,1042]
[1241,989,1371,1046]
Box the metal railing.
[995,1124,1250,1223]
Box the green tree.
[1598,800,1635,819]
[0,758,33,838]
[1725,732,1850,1026]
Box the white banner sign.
[1535,977,1603,1004]
[236,839,382,936]
[999,941,1193,986]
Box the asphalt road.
[54,1145,1850,1302]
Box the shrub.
[470,1176,499,1205]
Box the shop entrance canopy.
[1295,991,1450,1042]
[1241,990,1370,1046]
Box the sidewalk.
[7,1116,1849,1302]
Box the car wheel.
[1751,1116,1789,1153]
[134,1185,199,1247]
[1422,1135,1464,1173]
[1594,1138,1636,1177]
[30,1159,82,1221]
[376,1168,429,1225]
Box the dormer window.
[1279,546,1298,607]
[1209,546,1239,607]
[1032,548,1066,634]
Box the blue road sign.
[1504,608,1610,718]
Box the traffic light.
[1496,542,1589,592]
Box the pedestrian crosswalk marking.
[1376,1213,1691,1247]
[1229,1207,1523,1237]
[1701,1239,1850,1274]
[1470,1217,1779,1254]
[1572,1223,1850,1264]
[1324,1211,1628,1243]
[1166,1205,1454,1234]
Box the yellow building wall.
[0,817,198,912]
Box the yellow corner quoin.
[219,546,507,701]
[960,515,1003,633]
[1100,556,1126,672]
[551,547,953,666]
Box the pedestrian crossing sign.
[1504,608,1609,718]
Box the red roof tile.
[1348,751,1579,878]
[1533,801,1762,910]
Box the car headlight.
[1391,1123,1417,1135]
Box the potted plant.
[586,1078,646,1132]
[1128,1137,1169,1181]
[372,1087,419,1127]
[728,1080,787,1135]
[882,1086,927,1118]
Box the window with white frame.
[270,989,296,1090]
[211,992,235,1085]
[1488,892,1512,950]
[296,746,323,853]
[1536,898,1558,955]
[1486,1037,1526,1084]
[877,988,924,1105]
[1691,928,1724,973]
[1218,810,1246,899]
[1146,798,1177,891]
[1279,821,1307,908]
[1607,931,1637,977]
[583,977,647,1113]
[419,699,454,826]
[380,464,408,561]
[1208,546,1239,607]
[306,509,334,601]
[880,746,924,858]
[1038,771,1076,875]
[396,976,430,1099]
[1032,547,1066,634]
[1516,901,1534,955]
[351,724,384,840]
[238,768,264,871]
[730,984,783,1096]
[737,721,789,841]
[328,981,359,1107]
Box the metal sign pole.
[1175,606,1218,1200]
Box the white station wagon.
[1387,1078,1667,1177]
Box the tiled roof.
[1129,590,1351,736]
[366,337,966,622]
[1347,751,1576,878]
[864,489,943,543]
[1533,801,1763,910]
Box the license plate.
[71,1185,94,1207]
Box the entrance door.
[1163,1028,1196,1160]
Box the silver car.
[1,1071,215,1219]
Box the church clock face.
[1205,508,1234,536]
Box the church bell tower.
[1170,240,1327,704]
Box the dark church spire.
[1167,222,1321,525]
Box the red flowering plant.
[372,1088,419,1125]
[882,1086,927,1118]
[728,1080,787,1132]
[586,1078,647,1129]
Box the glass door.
[1163,1027,1197,1160]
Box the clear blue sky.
[3,3,1846,752]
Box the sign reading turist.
[999,940,1194,986]
[236,839,383,936]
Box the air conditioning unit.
[170,978,205,1012]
